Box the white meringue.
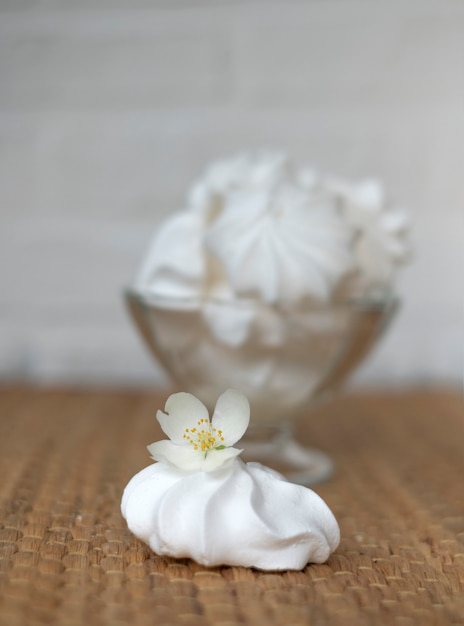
[134,211,205,299]
[328,177,410,294]
[205,187,353,303]
[121,459,340,570]
[121,389,340,570]
[136,151,409,317]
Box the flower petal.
[148,440,204,471]
[201,446,243,471]
[147,440,241,472]
[211,389,250,446]
[156,392,209,444]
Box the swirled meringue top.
[135,151,409,307]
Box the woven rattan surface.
[0,387,463,626]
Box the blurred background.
[0,0,462,390]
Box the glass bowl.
[125,289,398,484]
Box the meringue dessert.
[121,390,340,570]
[127,152,409,423]
[136,151,409,310]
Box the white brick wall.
[0,0,462,387]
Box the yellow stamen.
[183,421,225,454]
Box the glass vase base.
[239,425,334,486]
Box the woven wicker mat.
[0,387,462,626]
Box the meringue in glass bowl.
[125,151,409,484]
[125,289,398,484]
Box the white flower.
[147,389,250,472]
